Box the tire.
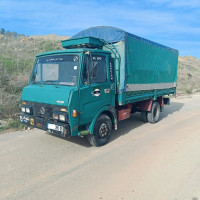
[87,114,112,147]
[141,110,148,122]
[147,102,160,124]
[131,106,137,114]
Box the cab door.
[79,53,115,126]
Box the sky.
[0,0,200,58]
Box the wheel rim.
[98,123,109,139]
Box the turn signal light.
[72,110,77,118]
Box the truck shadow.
[48,101,184,147]
[109,101,184,144]
[159,101,184,120]
[48,133,91,147]
[65,136,91,147]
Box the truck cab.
[20,37,117,146]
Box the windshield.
[31,54,79,86]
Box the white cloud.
[146,0,200,8]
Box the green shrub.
[0,118,27,132]
[185,88,193,94]
[0,34,62,120]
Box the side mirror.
[85,51,90,55]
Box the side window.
[82,56,89,84]
[90,55,106,83]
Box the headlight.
[53,113,59,120]
[21,105,32,114]
[26,108,30,113]
[59,115,65,122]
[53,111,68,122]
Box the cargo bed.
[71,26,178,105]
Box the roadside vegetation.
[177,56,200,95]
[0,28,200,131]
[0,29,66,131]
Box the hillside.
[177,56,200,95]
[0,34,65,121]
[0,33,200,129]
[30,34,70,41]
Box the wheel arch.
[138,97,163,112]
[88,106,117,134]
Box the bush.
[185,88,193,94]
[0,33,62,124]
[0,118,27,132]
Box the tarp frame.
[72,26,178,105]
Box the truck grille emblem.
[40,107,45,115]
[56,100,64,104]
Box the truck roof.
[36,48,111,57]
[71,26,178,53]
[62,36,105,49]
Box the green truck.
[20,26,178,146]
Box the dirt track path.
[0,94,200,200]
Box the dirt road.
[0,94,200,200]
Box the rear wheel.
[87,114,112,147]
[147,102,160,123]
[141,110,148,122]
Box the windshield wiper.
[31,81,42,85]
[43,80,57,85]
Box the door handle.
[91,89,101,96]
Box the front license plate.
[47,123,64,132]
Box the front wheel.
[147,102,161,123]
[87,114,112,147]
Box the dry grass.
[0,34,64,121]
[177,56,200,95]
[30,34,70,41]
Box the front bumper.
[19,113,70,137]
